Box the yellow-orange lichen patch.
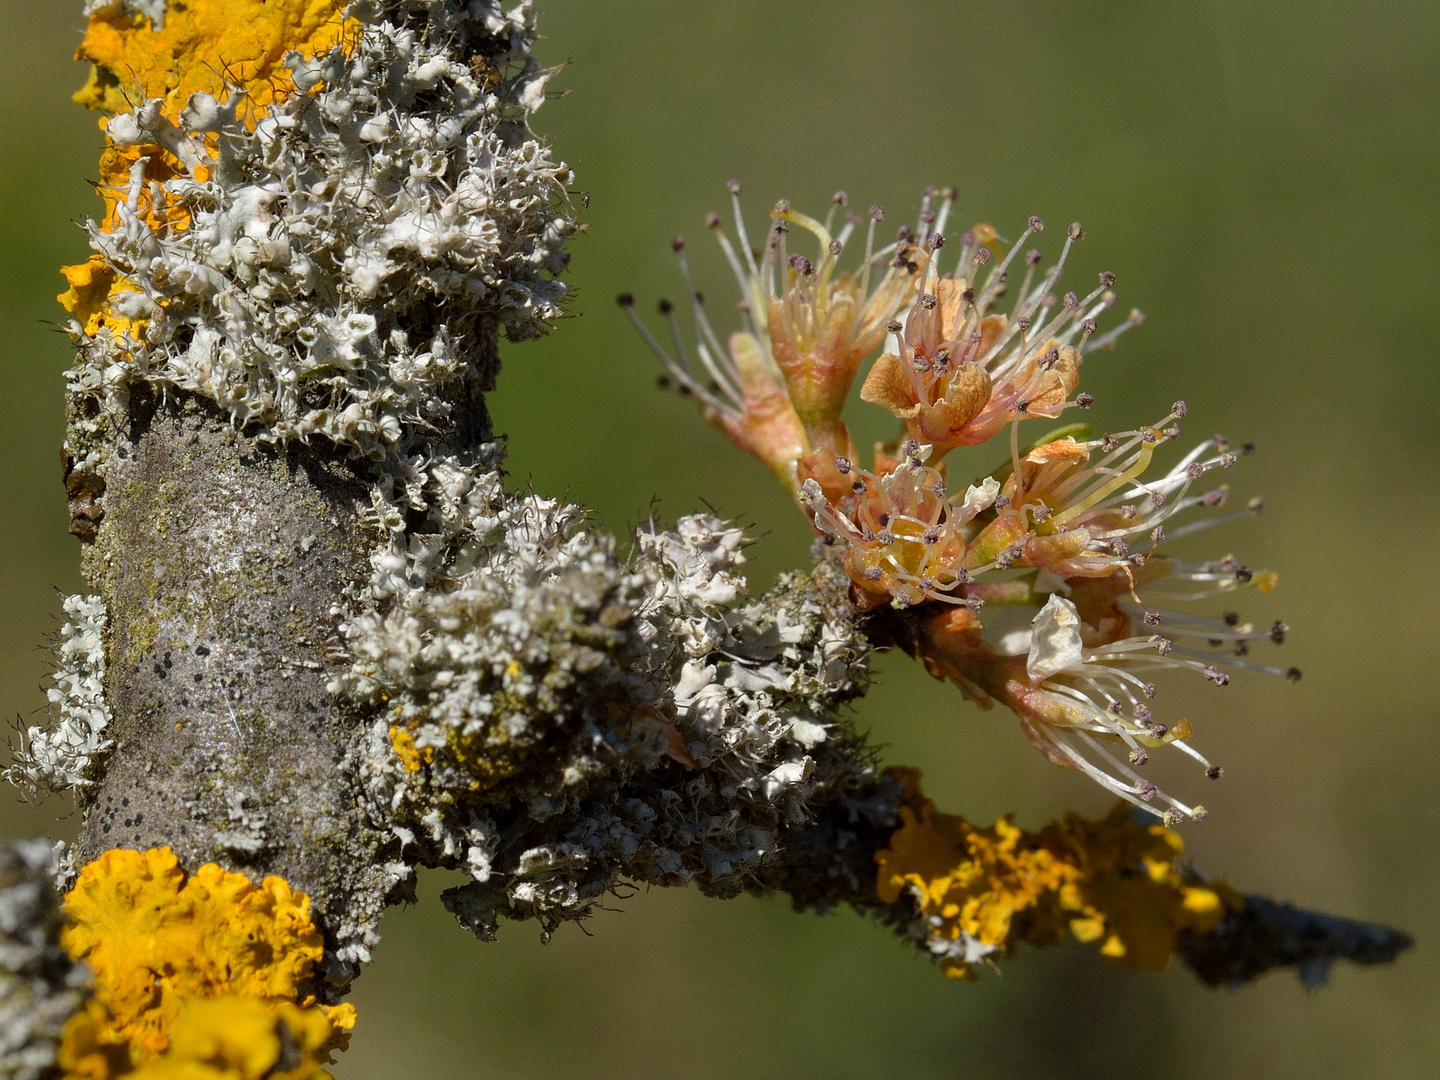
[388,724,431,774]
[875,768,1240,978]
[58,848,354,1075]
[57,256,117,336]
[63,0,353,328]
[130,997,336,1080]
[74,0,352,117]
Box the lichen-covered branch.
[0,1,1413,1077]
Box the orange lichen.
[875,768,1240,977]
[57,257,118,336]
[62,0,352,331]
[389,724,431,774]
[74,0,352,117]
[57,848,353,1077]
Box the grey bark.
[75,395,393,981]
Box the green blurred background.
[3,1,1438,1076]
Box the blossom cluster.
[629,187,1296,821]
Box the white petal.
[1026,594,1085,683]
[955,477,1001,523]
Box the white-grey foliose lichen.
[340,447,876,937]
[81,0,167,29]
[0,840,88,1080]
[7,596,112,797]
[66,0,573,462]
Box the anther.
[1028,215,1044,232]
[1162,809,1182,828]
[973,248,991,265]
[864,567,884,582]
[885,319,903,333]
[1076,393,1094,409]
[1286,667,1302,682]
[1080,318,1097,334]
[1206,766,1224,780]
[1062,291,1078,309]
[705,212,721,229]
[834,456,852,474]
[774,199,790,213]
[658,298,674,315]
[1026,249,1043,266]
[919,293,937,310]
[616,293,635,308]
[1134,705,1152,723]
[656,374,672,390]
[1144,610,1162,626]
[790,254,814,276]
[1068,222,1084,240]
[960,287,975,303]
[1144,683,1157,698]
[1235,566,1253,583]
[1221,453,1238,468]
[923,527,940,544]
[829,240,843,256]
[1186,462,1205,480]
[877,513,890,527]
[919,208,936,224]
[1270,620,1287,644]
[930,479,947,497]
[672,236,686,253]
[1099,271,1116,287]
[1017,316,1032,332]
[1204,666,1230,686]
[832,190,848,205]
[726,179,742,194]
[927,232,945,250]
[877,530,895,545]
[1150,635,1173,655]
[1129,748,1149,766]
[869,204,886,221]
[851,480,866,493]
[1150,491,1166,508]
